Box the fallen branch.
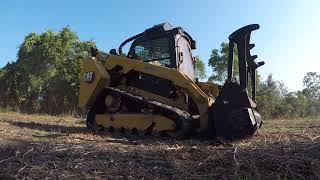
[233,146,239,166]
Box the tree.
[208,42,264,95]
[194,56,206,79]
[303,72,320,100]
[256,74,291,119]
[208,42,238,84]
[283,91,308,118]
[303,72,320,116]
[0,27,95,114]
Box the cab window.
[133,37,171,67]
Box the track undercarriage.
[86,87,194,138]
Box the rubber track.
[103,87,194,137]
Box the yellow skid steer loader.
[79,23,264,140]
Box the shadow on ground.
[5,120,87,134]
[4,119,222,146]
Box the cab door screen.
[134,38,171,67]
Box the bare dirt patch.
[0,112,319,179]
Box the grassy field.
[0,112,319,179]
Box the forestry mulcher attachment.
[79,23,264,140]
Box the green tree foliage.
[0,27,94,114]
[256,74,285,119]
[303,72,320,116]
[208,42,239,84]
[283,91,308,118]
[303,72,320,99]
[256,74,311,119]
[194,56,206,79]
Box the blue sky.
[0,0,319,91]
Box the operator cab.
[118,23,197,81]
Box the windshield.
[133,37,171,67]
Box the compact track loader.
[79,23,264,140]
